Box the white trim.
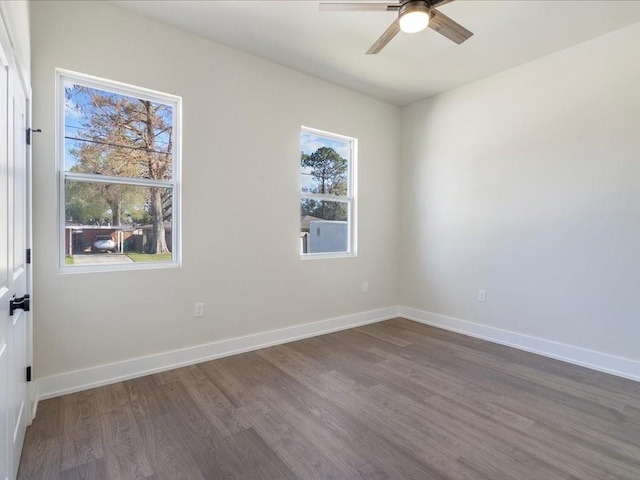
[58,261,181,276]
[56,68,181,105]
[34,305,640,405]
[64,172,173,188]
[56,69,182,272]
[300,252,356,261]
[399,306,640,383]
[35,306,400,401]
[300,126,357,258]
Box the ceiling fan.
[319,0,473,54]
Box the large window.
[300,127,356,257]
[58,70,181,270]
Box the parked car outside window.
[92,235,116,253]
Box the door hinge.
[26,248,31,264]
[26,127,42,145]
[26,366,32,382]
[9,294,30,316]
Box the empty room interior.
[1,0,640,478]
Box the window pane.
[65,180,173,265]
[64,82,173,180]
[300,199,349,254]
[300,131,349,195]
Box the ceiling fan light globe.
[399,8,430,33]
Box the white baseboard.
[35,306,400,401]
[399,306,640,382]
[35,304,639,406]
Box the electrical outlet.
[194,302,205,317]
[362,282,369,293]
[478,290,486,302]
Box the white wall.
[31,0,640,391]
[31,1,400,381]
[400,21,640,362]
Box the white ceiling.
[112,1,640,107]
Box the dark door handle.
[9,294,30,316]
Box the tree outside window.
[300,128,356,256]
[59,71,181,269]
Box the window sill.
[301,252,356,261]
[58,261,181,275]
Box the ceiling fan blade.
[319,2,400,12]
[429,9,473,44]
[366,18,401,54]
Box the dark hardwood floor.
[18,318,640,479]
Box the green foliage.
[301,146,348,221]
[65,180,152,226]
[66,181,111,225]
[126,252,172,262]
[300,198,347,223]
[65,83,173,252]
[66,85,174,182]
[301,146,347,195]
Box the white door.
[0,47,10,480]
[0,41,30,480]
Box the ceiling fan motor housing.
[399,0,431,17]
[399,0,431,33]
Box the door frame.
[0,4,34,479]
[0,0,33,418]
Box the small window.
[300,127,356,257]
[58,70,181,270]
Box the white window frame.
[300,126,357,259]
[56,69,182,272]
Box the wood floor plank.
[91,383,154,479]
[225,427,299,480]
[122,376,167,423]
[352,323,414,347]
[17,437,61,480]
[18,318,640,480]
[156,379,253,478]
[370,384,569,480]
[27,397,62,440]
[259,369,368,444]
[287,334,384,387]
[353,426,480,480]
[137,413,206,480]
[59,459,106,480]
[59,391,104,472]
[101,442,152,480]
[426,389,635,480]
[18,399,63,479]
[196,353,268,408]
[240,400,354,480]
[258,389,390,480]
[255,343,341,399]
[418,332,636,412]
[315,370,476,480]
[174,364,250,437]
[375,342,639,478]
